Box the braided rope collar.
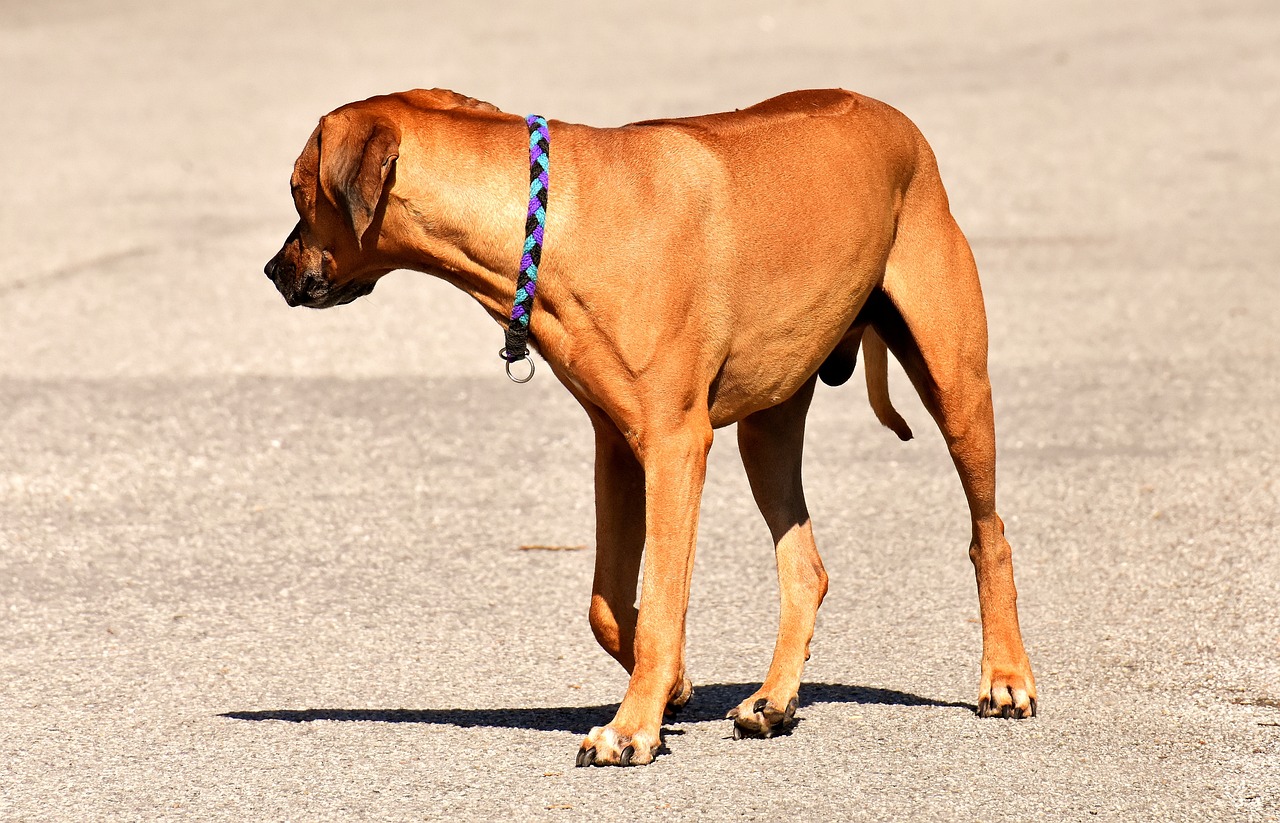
[499,114,550,383]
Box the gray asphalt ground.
[2,1,1278,820]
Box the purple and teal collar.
[499,114,550,383]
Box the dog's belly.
[705,278,876,427]
[707,356,824,428]
[686,105,908,426]
[701,213,894,426]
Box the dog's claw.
[729,692,800,739]
[977,686,1037,720]
[578,725,661,766]
[978,663,1036,719]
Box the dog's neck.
[378,117,575,330]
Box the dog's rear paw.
[978,663,1037,719]
[726,693,798,739]
[664,676,694,720]
[576,725,663,767]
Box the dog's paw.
[977,661,1037,719]
[726,693,798,739]
[575,724,663,767]
[664,676,694,720]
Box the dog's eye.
[290,181,310,213]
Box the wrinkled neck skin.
[373,115,578,366]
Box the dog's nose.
[264,257,279,282]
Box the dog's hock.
[317,112,401,244]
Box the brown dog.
[264,87,1036,766]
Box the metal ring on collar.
[501,349,535,383]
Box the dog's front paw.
[576,724,663,767]
[978,659,1037,719]
[726,692,798,739]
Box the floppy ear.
[317,112,400,244]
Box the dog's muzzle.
[263,254,374,309]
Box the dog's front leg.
[586,412,696,716]
[577,419,712,767]
[586,414,644,673]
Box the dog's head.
[264,108,401,308]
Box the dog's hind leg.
[727,375,828,738]
[873,163,1036,718]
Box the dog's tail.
[862,327,913,441]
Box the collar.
[499,114,550,383]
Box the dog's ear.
[317,111,401,245]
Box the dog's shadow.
[220,683,975,734]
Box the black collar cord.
[499,114,550,383]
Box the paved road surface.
[2,1,1278,819]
